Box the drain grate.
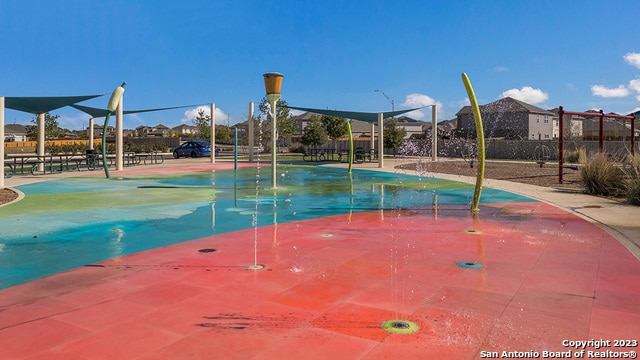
[198,248,217,253]
[463,229,481,235]
[457,261,483,269]
[381,319,419,334]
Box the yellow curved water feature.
[461,73,485,212]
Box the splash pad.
[0,162,638,359]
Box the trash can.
[86,149,96,170]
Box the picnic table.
[5,151,164,176]
[302,149,344,162]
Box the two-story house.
[456,97,556,140]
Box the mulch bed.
[0,188,19,205]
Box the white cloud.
[58,114,90,131]
[500,86,548,104]
[493,66,508,72]
[400,93,442,120]
[624,52,640,69]
[630,80,640,101]
[591,84,630,98]
[181,105,231,124]
[629,79,640,93]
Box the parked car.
[172,140,219,158]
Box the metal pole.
[210,103,216,164]
[88,118,94,150]
[234,127,238,170]
[558,106,564,184]
[0,96,4,188]
[271,98,277,187]
[370,123,375,152]
[431,105,437,162]
[37,113,45,173]
[599,109,604,152]
[378,112,384,168]
[248,102,254,162]
[115,96,123,171]
[632,115,636,156]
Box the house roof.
[172,124,196,130]
[4,124,27,134]
[456,97,554,116]
[350,120,375,133]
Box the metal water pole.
[210,103,216,164]
[248,102,254,162]
[263,72,284,188]
[102,82,126,179]
[234,126,238,170]
[115,95,123,171]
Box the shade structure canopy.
[285,106,422,123]
[4,95,103,114]
[71,103,203,118]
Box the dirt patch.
[0,188,19,205]
[396,160,585,191]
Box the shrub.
[580,153,624,197]
[288,143,305,154]
[565,148,586,164]
[622,154,640,205]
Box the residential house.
[135,124,170,137]
[4,124,27,142]
[172,124,197,136]
[87,124,115,138]
[456,97,556,140]
[548,108,584,140]
[394,116,428,139]
[581,112,638,140]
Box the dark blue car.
[173,140,218,158]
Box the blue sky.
[1,0,639,130]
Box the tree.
[237,117,261,149]
[193,109,211,140]
[258,98,297,151]
[321,115,348,149]
[301,116,328,149]
[216,125,232,142]
[384,119,406,154]
[26,112,62,140]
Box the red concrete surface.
[1,199,639,359]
